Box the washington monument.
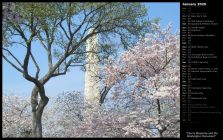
[84,28,100,106]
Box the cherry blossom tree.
[41,91,159,137]
[3,88,179,138]
[3,95,32,137]
[102,24,180,137]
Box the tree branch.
[30,52,40,79]
[37,32,48,51]
[3,48,23,68]
[3,54,23,73]
[59,22,70,40]
[100,86,112,104]
[51,59,73,77]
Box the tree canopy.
[3,2,151,84]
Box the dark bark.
[157,99,161,116]
[156,98,164,137]
[99,86,111,104]
[31,86,49,137]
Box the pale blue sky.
[3,3,180,99]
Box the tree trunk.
[32,112,42,137]
[31,86,49,137]
[156,99,163,137]
[99,86,111,104]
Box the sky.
[3,2,180,99]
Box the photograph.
[2,1,222,139]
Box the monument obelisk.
[84,28,100,107]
